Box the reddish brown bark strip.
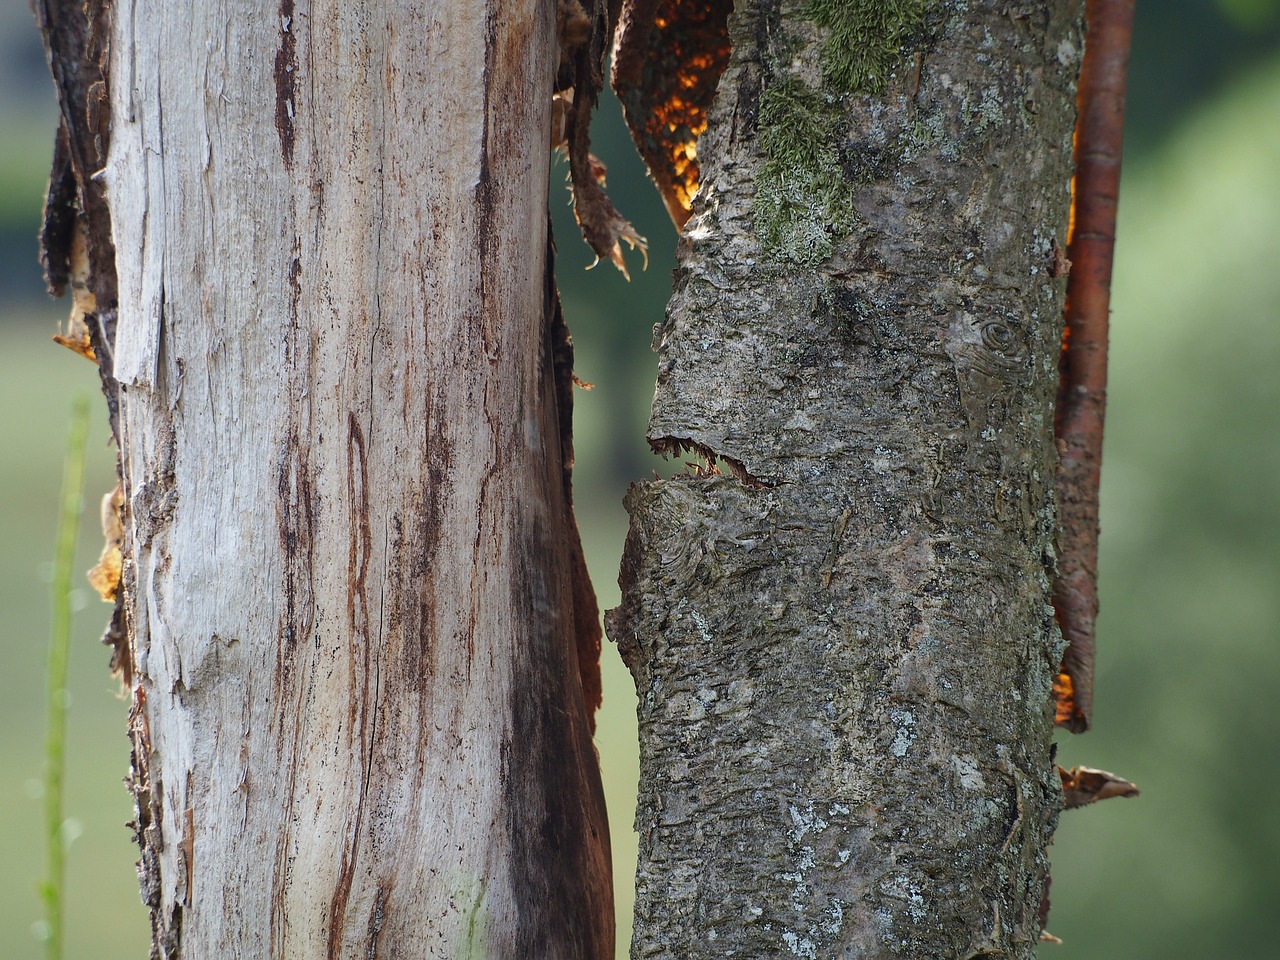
[1053,0,1135,733]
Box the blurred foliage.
[1050,52,1280,957]
[1,6,1278,960]
[1217,0,1280,30]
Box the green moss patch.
[753,0,934,263]
[754,75,855,264]
[806,0,932,94]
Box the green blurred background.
[2,2,1277,956]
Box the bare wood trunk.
[41,1,613,955]
[608,1,1081,956]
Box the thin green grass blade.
[41,395,91,960]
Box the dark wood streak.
[504,519,614,958]
[274,0,298,168]
[275,438,315,657]
[547,227,604,724]
[328,412,378,957]
[346,412,373,735]
[326,843,357,958]
[387,387,452,693]
[276,251,310,661]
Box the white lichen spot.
[690,609,714,644]
[881,875,927,923]
[889,710,916,758]
[782,931,817,959]
[952,754,986,791]
[822,900,845,935]
[1057,38,1078,66]
[838,849,852,864]
[788,802,829,841]
[976,87,1005,131]
[746,905,764,921]
[909,890,926,921]
[829,802,850,816]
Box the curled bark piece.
[1053,0,1135,733]
[560,0,648,276]
[1059,765,1140,809]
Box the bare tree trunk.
[609,1,1081,956]
[38,1,612,956]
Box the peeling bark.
[40,1,611,956]
[608,1,1082,956]
[1053,0,1134,733]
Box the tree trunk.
[39,1,612,956]
[608,1,1081,956]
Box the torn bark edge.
[1052,0,1134,734]
[35,0,150,938]
[1059,765,1139,809]
[558,0,648,277]
[648,435,777,490]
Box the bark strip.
[1053,0,1135,733]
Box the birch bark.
[44,1,612,956]
[608,2,1082,956]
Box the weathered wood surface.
[94,1,611,955]
[609,1,1082,956]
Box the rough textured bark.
[607,1,1081,956]
[41,1,612,956]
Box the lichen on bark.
[609,0,1083,956]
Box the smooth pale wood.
[103,1,612,956]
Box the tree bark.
[41,1,612,956]
[608,1,1081,956]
